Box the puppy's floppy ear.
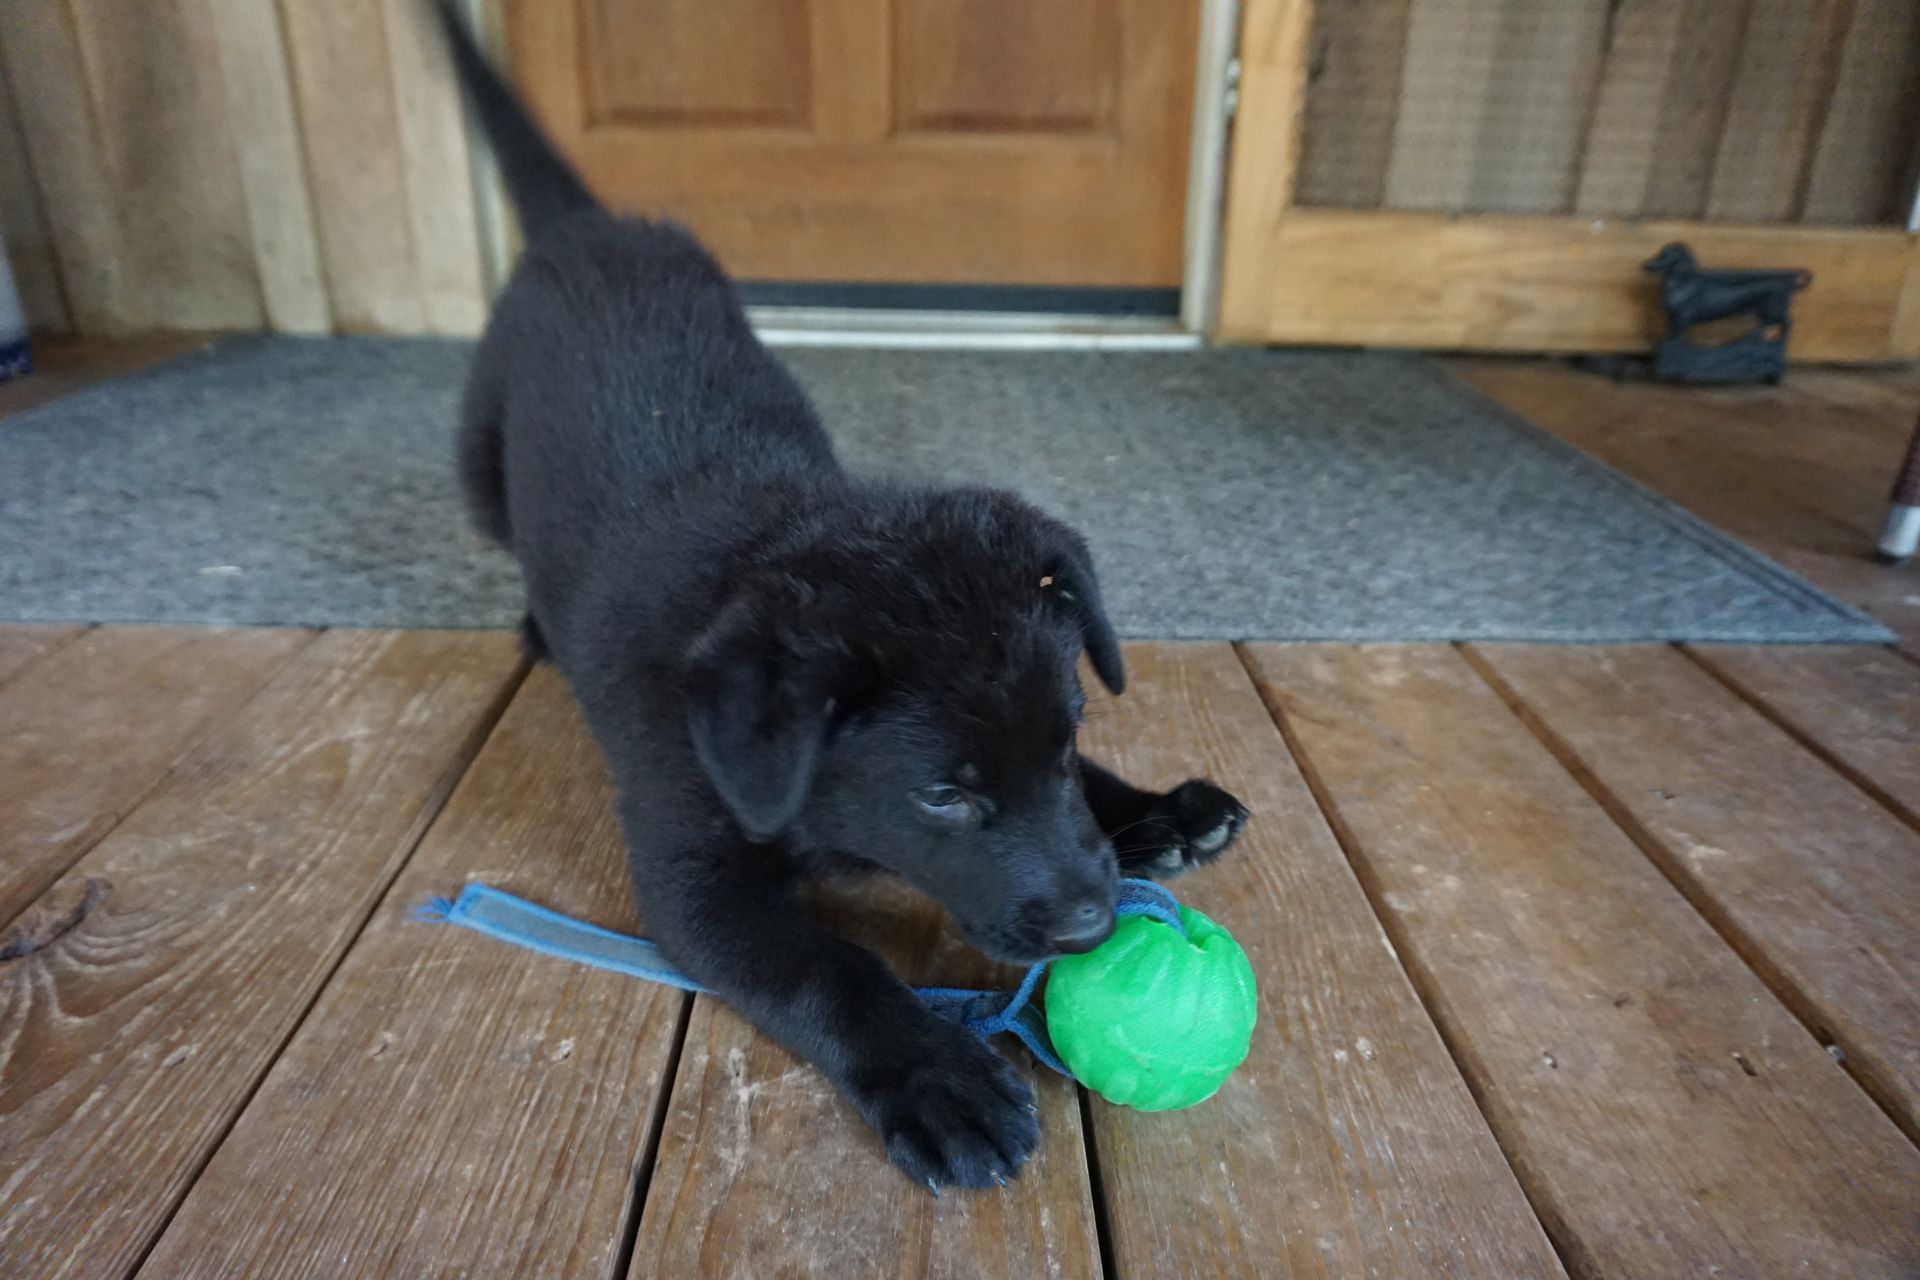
[1048,538,1125,695]
[685,599,836,841]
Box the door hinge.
[1223,58,1242,120]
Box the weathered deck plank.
[1689,643,1920,830]
[1244,643,1920,1278]
[0,630,521,1280]
[1078,644,1562,1279]
[0,625,310,927]
[140,665,684,1280]
[633,861,1101,1278]
[1474,642,1920,1139]
[0,623,85,687]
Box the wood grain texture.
[0,626,310,929]
[64,0,265,331]
[1639,0,1753,218]
[1077,645,1563,1278]
[1447,360,1920,648]
[279,0,426,332]
[1474,643,1920,1138]
[1572,0,1689,216]
[1800,0,1920,226]
[202,0,332,334]
[896,0,1118,135]
[3,0,497,336]
[1216,0,1315,320]
[0,630,521,1280]
[1462,0,1611,214]
[1294,0,1411,210]
[0,64,72,333]
[1245,643,1920,1278]
[586,0,812,128]
[1689,645,1920,827]
[1381,0,1504,211]
[0,625,84,689]
[634,865,1101,1277]
[1372,0,1610,213]
[510,0,1201,286]
[0,0,125,332]
[383,0,488,335]
[0,332,210,420]
[1216,209,1920,362]
[141,665,679,1280]
[1705,0,1854,223]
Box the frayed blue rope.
[415,878,1188,1081]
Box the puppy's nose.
[1049,900,1116,954]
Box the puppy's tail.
[429,1,598,238]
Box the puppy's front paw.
[1115,779,1250,878]
[863,1028,1038,1191]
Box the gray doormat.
[0,336,1890,643]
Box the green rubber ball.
[1044,904,1258,1110]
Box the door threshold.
[748,307,1202,351]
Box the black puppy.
[434,9,1248,1190]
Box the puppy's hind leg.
[457,349,546,661]
[456,357,513,547]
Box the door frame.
[464,0,1243,344]
[1212,0,1920,363]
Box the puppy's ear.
[685,601,836,841]
[1048,539,1126,695]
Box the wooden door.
[1217,0,1920,363]
[505,0,1202,287]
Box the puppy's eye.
[914,784,970,816]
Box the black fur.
[433,4,1248,1190]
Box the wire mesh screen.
[1294,0,1920,227]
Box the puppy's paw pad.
[1118,779,1250,878]
[871,1039,1038,1191]
[1170,780,1248,854]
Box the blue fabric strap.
[414,878,1187,1081]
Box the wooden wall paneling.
[1293,0,1412,210]
[384,0,488,334]
[1463,0,1611,214]
[0,66,72,333]
[202,0,331,334]
[64,0,265,331]
[1705,0,1855,223]
[0,2,125,332]
[1382,0,1504,210]
[1800,0,1920,226]
[1219,210,1920,361]
[278,0,427,332]
[1894,245,1920,359]
[1572,0,1688,216]
[1636,0,1754,218]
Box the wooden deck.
[3,353,1920,1278]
